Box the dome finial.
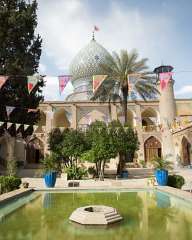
[92,31,95,41]
[92,26,99,41]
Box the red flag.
[59,75,71,94]
[93,75,107,93]
[0,76,8,89]
[27,75,40,93]
[159,72,173,90]
[94,25,99,31]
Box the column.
[111,104,118,120]
[135,104,145,160]
[71,104,77,129]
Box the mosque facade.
[0,38,192,171]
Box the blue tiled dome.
[68,39,111,101]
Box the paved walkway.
[20,168,192,191]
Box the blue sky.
[37,0,192,100]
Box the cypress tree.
[0,0,43,174]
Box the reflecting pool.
[0,190,192,240]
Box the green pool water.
[0,190,192,240]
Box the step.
[105,214,122,221]
[106,216,123,224]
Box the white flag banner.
[59,127,64,132]
[33,125,38,132]
[0,121,4,126]
[7,122,13,129]
[24,124,30,131]
[15,123,21,130]
[6,106,15,119]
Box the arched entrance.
[26,138,44,164]
[144,136,162,162]
[181,137,191,166]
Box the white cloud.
[37,0,180,100]
[38,63,47,74]
[37,0,173,70]
[175,85,192,95]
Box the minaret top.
[154,65,173,74]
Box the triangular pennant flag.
[33,125,38,132]
[0,76,9,89]
[0,121,4,126]
[27,75,40,94]
[28,108,38,113]
[58,75,71,94]
[93,75,107,93]
[59,127,64,132]
[159,72,173,90]
[7,122,13,129]
[6,106,15,118]
[15,123,21,130]
[24,124,30,131]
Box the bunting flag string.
[0,103,38,117]
[59,75,71,94]
[0,121,39,131]
[93,75,107,93]
[0,76,9,89]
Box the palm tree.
[92,49,158,123]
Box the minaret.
[154,65,176,163]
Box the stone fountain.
[69,205,123,225]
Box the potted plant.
[42,153,58,188]
[152,156,173,186]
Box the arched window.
[142,108,159,132]
[26,138,44,164]
[53,109,70,128]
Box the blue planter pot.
[155,170,168,186]
[44,171,57,188]
[121,170,128,179]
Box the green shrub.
[167,175,185,189]
[88,166,96,177]
[41,153,58,173]
[64,166,87,180]
[0,176,21,194]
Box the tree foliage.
[92,49,158,123]
[82,121,120,179]
[0,0,43,138]
[108,120,139,173]
[48,128,88,168]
